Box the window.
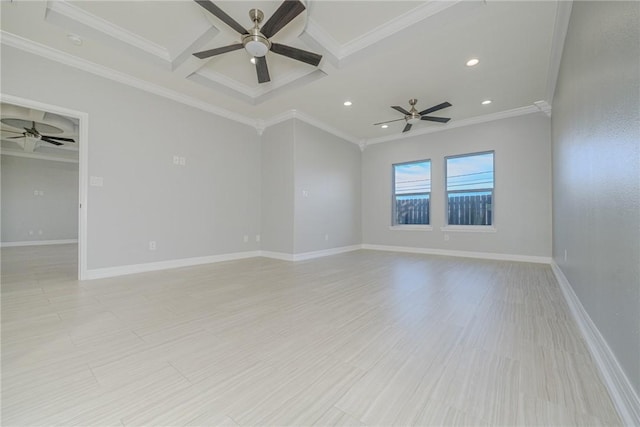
[446,151,494,226]
[393,160,431,225]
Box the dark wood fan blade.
[261,0,306,38]
[194,0,248,34]
[7,136,26,139]
[193,43,243,59]
[42,135,76,142]
[373,118,407,126]
[270,43,322,66]
[41,137,64,146]
[255,56,270,83]
[402,123,412,133]
[421,116,451,123]
[1,129,23,134]
[392,106,411,115]
[419,102,452,116]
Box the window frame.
[444,151,495,229]
[391,159,432,229]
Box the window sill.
[440,225,497,233]
[389,225,433,231]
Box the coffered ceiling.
[0,1,567,143]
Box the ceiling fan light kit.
[193,0,323,84]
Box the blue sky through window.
[394,161,431,194]
[446,152,494,191]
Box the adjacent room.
[1,1,638,425]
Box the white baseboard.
[1,239,78,248]
[84,251,262,280]
[551,261,640,426]
[84,245,363,279]
[292,245,362,261]
[361,244,551,264]
[261,245,362,262]
[260,251,295,261]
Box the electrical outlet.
[444,234,450,241]
[243,235,249,243]
[564,249,567,262]
[255,234,261,242]
[324,234,329,241]
[90,176,104,187]
[149,241,157,251]
[179,157,186,166]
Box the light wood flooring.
[1,244,621,426]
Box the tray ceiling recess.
[192,1,323,85]
[43,0,329,104]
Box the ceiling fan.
[192,0,322,84]
[374,99,452,133]
[1,119,76,146]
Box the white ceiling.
[0,0,563,143]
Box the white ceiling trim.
[1,29,550,150]
[1,31,255,128]
[46,1,171,62]
[363,105,542,147]
[534,100,552,117]
[260,109,360,145]
[1,149,79,164]
[544,0,573,104]
[190,66,326,104]
[305,0,462,62]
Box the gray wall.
[261,119,362,255]
[261,120,295,254]
[293,120,361,253]
[362,113,552,257]
[1,155,78,243]
[2,46,261,269]
[552,1,640,394]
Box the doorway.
[0,94,88,280]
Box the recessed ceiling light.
[67,34,83,46]
[381,124,389,129]
[481,99,492,105]
[250,57,257,64]
[343,101,352,106]
[466,58,479,67]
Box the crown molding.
[305,0,461,62]
[1,31,255,128]
[363,105,541,146]
[46,0,171,62]
[190,67,326,105]
[545,0,573,104]
[262,109,360,145]
[534,100,552,117]
[0,148,79,163]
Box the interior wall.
[2,46,261,270]
[261,120,295,254]
[552,1,640,394]
[293,119,361,254]
[1,155,78,244]
[362,113,552,258]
